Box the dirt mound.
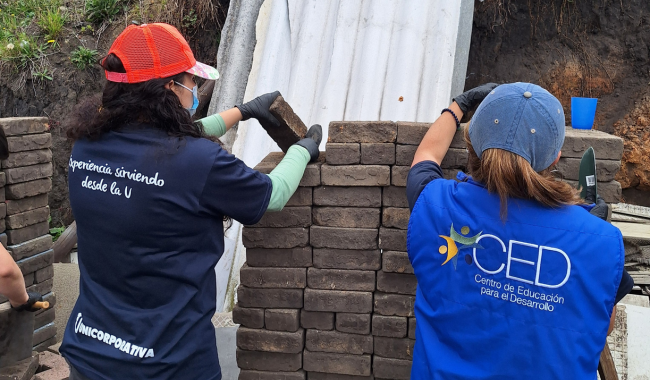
[615,96,650,192]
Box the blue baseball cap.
[468,82,566,172]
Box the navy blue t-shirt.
[60,126,271,380]
[406,160,634,303]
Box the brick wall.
[236,121,624,379]
[0,117,56,352]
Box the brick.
[236,348,302,372]
[240,265,306,289]
[360,143,395,165]
[303,350,372,376]
[313,249,380,270]
[440,148,468,169]
[0,117,48,136]
[336,313,370,335]
[372,315,407,338]
[378,228,406,251]
[287,187,313,206]
[6,206,49,229]
[232,305,264,328]
[374,337,415,360]
[301,310,335,330]
[243,227,309,249]
[33,322,56,346]
[395,145,417,166]
[397,121,467,147]
[246,247,312,268]
[0,172,5,187]
[382,251,413,274]
[391,166,409,187]
[237,287,303,309]
[4,163,52,185]
[566,180,622,203]
[2,149,52,169]
[33,336,57,352]
[313,186,381,207]
[5,194,48,215]
[308,373,374,380]
[256,152,324,187]
[239,370,306,380]
[306,329,373,355]
[308,268,375,291]
[321,165,390,187]
[6,221,49,245]
[265,95,308,152]
[27,278,53,296]
[381,208,409,229]
[7,235,53,261]
[326,143,360,165]
[328,121,396,143]
[0,188,5,203]
[237,327,304,353]
[0,203,6,219]
[17,250,52,276]
[310,226,377,250]
[7,133,52,153]
[265,309,300,332]
[34,308,55,330]
[0,219,4,233]
[372,356,412,380]
[304,289,372,313]
[6,179,52,200]
[23,272,34,287]
[562,127,624,160]
[382,186,408,208]
[373,293,415,317]
[376,271,417,295]
[312,207,379,228]
[408,317,416,339]
[555,157,620,182]
[251,207,312,228]
[0,233,6,248]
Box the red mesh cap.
[105,23,219,83]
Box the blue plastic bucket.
[571,97,598,129]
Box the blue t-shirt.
[60,126,272,380]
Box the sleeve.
[406,160,444,211]
[198,114,227,138]
[266,145,311,212]
[614,269,634,304]
[199,147,272,225]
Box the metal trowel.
[578,146,597,202]
[0,300,49,368]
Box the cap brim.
[186,61,219,80]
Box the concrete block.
[379,228,406,251]
[6,222,49,245]
[236,327,304,353]
[372,315,407,338]
[265,309,300,332]
[303,350,372,377]
[286,187,312,207]
[7,134,51,153]
[326,143,360,165]
[382,186,408,208]
[232,305,264,329]
[440,148,468,169]
[0,117,48,136]
[373,337,415,360]
[313,249,380,271]
[328,121,397,143]
[5,179,52,200]
[239,370,306,380]
[17,250,52,276]
[566,180,621,203]
[0,352,39,380]
[0,203,6,219]
[23,273,34,288]
[5,194,48,215]
[34,308,55,330]
[310,226,377,250]
[395,145,417,166]
[397,121,467,148]
[554,157,620,182]
[6,207,49,230]
[306,329,373,355]
[236,348,302,372]
[312,207,380,228]
[372,356,412,380]
[336,313,371,335]
[313,186,381,208]
[2,149,52,169]
[0,219,4,233]
[307,373,374,380]
[562,127,624,160]
[251,207,311,228]
[32,336,57,352]
[408,317,416,339]
[246,247,312,268]
[391,166,409,187]
[304,289,372,313]
[242,227,309,249]
[382,251,414,274]
[307,268,375,292]
[4,163,52,185]
[7,235,53,261]
[0,172,5,187]
[376,271,417,296]
[321,165,390,187]
[240,264,306,289]
[0,233,6,249]
[382,208,410,229]
[360,143,395,165]
[26,279,53,298]
[32,322,56,347]
[237,287,303,309]
[373,292,415,317]
[301,310,334,331]
[255,152,323,187]
[266,95,308,153]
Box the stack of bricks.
[234,121,624,380]
[0,117,56,351]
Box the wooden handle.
[33,301,50,310]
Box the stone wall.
[0,117,56,352]
[236,121,623,379]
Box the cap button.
[523,91,532,98]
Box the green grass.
[86,0,121,24]
[70,46,98,69]
[38,8,66,40]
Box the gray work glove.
[453,83,499,114]
[11,292,44,312]
[294,124,322,162]
[589,193,609,221]
[236,91,281,127]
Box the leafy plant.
[38,8,66,40]
[80,25,94,34]
[182,9,197,28]
[32,67,53,81]
[49,226,66,242]
[70,46,98,69]
[86,0,121,24]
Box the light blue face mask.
[174,81,199,116]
